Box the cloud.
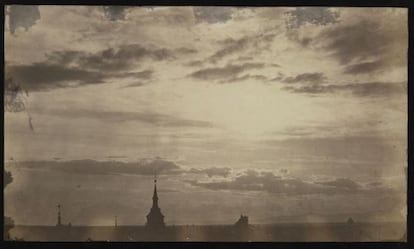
[116,70,154,80]
[193,7,233,24]
[122,82,146,88]
[188,167,231,178]
[7,159,182,176]
[220,74,268,84]
[321,20,388,64]
[206,33,276,64]
[342,60,385,74]
[279,169,289,175]
[189,169,393,196]
[272,126,315,137]
[189,63,264,82]
[285,7,340,29]
[44,44,184,74]
[33,108,213,128]
[282,81,406,97]
[184,60,204,67]
[282,72,326,84]
[103,6,130,21]
[315,178,361,191]
[60,44,174,72]
[6,42,190,91]
[270,72,285,81]
[106,156,127,159]
[320,18,406,68]
[263,135,404,167]
[236,56,254,62]
[175,47,198,54]
[7,159,233,180]
[5,63,106,91]
[208,37,251,64]
[286,10,406,76]
[7,5,40,34]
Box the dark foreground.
[7,222,405,242]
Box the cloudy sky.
[4,6,407,226]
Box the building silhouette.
[56,204,62,227]
[235,215,249,228]
[145,178,165,230]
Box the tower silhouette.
[145,178,165,229]
[56,204,62,227]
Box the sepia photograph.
[3,4,408,242]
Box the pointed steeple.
[146,176,165,229]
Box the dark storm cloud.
[193,7,233,24]
[188,167,232,178]
[189,63,264,81]
[282,72,326,84]
[7,5,40,34]
[5,63,106,91]
[103,6,130,21]
[343,60,385,74]
[189,170,379,196]
[33,108,213,128]
[283,82,406,97]
[285,7,340,29]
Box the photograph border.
[1,0,412,249]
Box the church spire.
[146,176,165,229]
